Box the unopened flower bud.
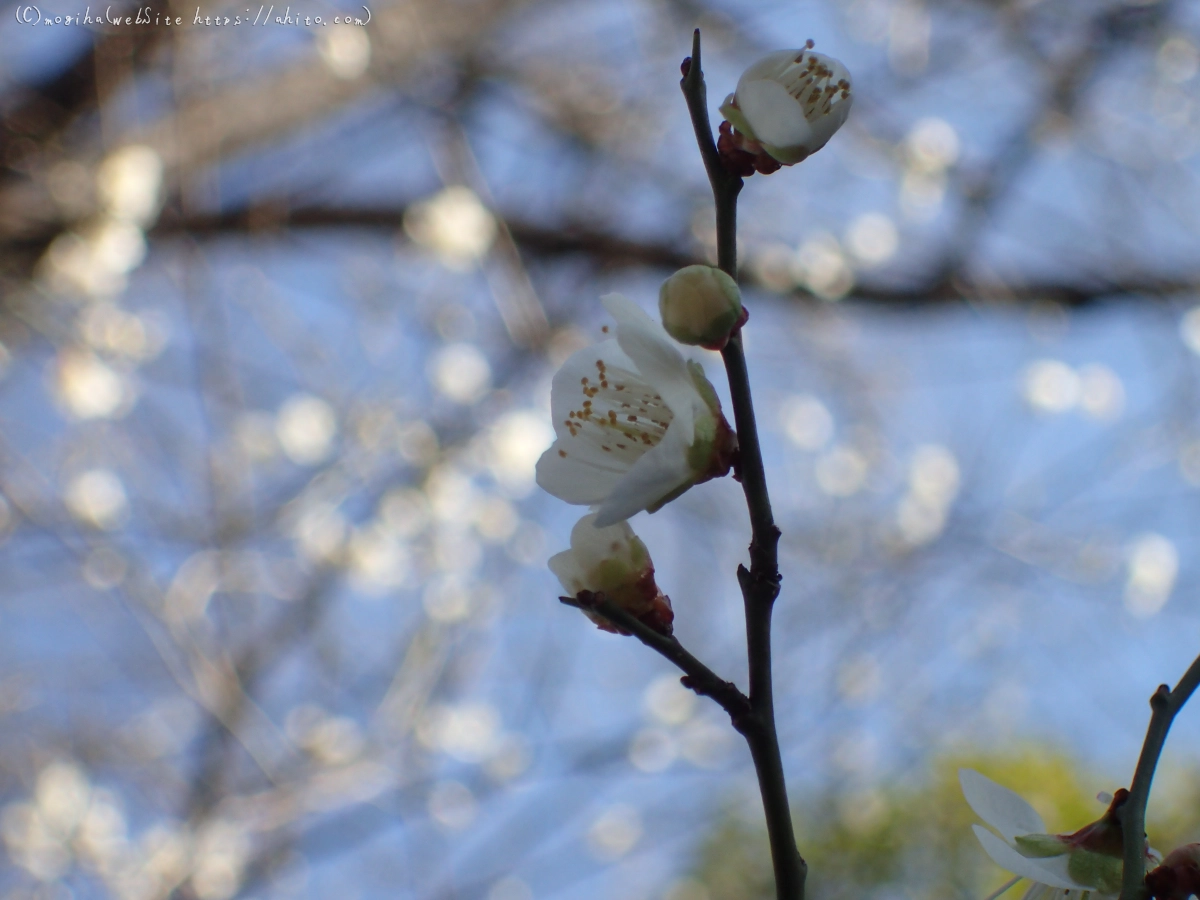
[1148,844,1200,899]
[719,43,853,168]
[549,514,673,635]
[658,265,744,349]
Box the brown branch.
[682,29,803,900]
[1119,652,1200,900]
[559,593,751,723]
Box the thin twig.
[559,593,751,723]
[680,29,804,900]
[679,30,742,277]
[1119,651,1200,900]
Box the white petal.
[569,513,637,571]
[738,78,815,153]
[600,293,661,334]
[548,548,584,595]
[601,293,701,443]
[535,443,623,504]
[593,425,695,527]
[1023,852,1099,891]
[960,769,1046,841]
[549,337,637,432]
[802,93,852,152]
[972,826,1084,890]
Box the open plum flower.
[549,513,673,634]
[960,769,1160,900]
[536,293,737,527]
[719,43,853,168]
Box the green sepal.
[686,361,722,416]
[1013,834,1069,859]
[1067,848,1124,895]
[686,413,718,475]
[719,97,757,142]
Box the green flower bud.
[658,265,743,349]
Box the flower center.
[561,358,672,466]
[776,48,851,121]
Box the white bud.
[548,514,672,633]
[658,265,743,348]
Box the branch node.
[736,563,752,590]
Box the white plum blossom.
[719,43,853,167]
[536,293,736,527]
[549,513,672,634]
[960,769,1160,900]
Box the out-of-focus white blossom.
[65,469,129,529]
[795,232,854,301]
[846,213,899,266]
[905,117,959,173]
[317,27,371,79]
[586,804,642,861]
[643,673,696,726]
[276,394,337,465]
[417,702,502,763]
[428,781,477,831]
[814,445,868,497]
[96,145,163,226]
[1125,533,1178,618]
[430,342,492,404]
[486,409,552,495]
[1023,359,1079,414]
[348,523,411,594]
[780,394,834,450]
[55,349,132,420]
[403,186,496,269]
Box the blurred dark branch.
[933,2,1169,287]
[1119,651,1200,900]
[0,18,165,177]
[0,0,523,248]
[131,203,1200,309]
